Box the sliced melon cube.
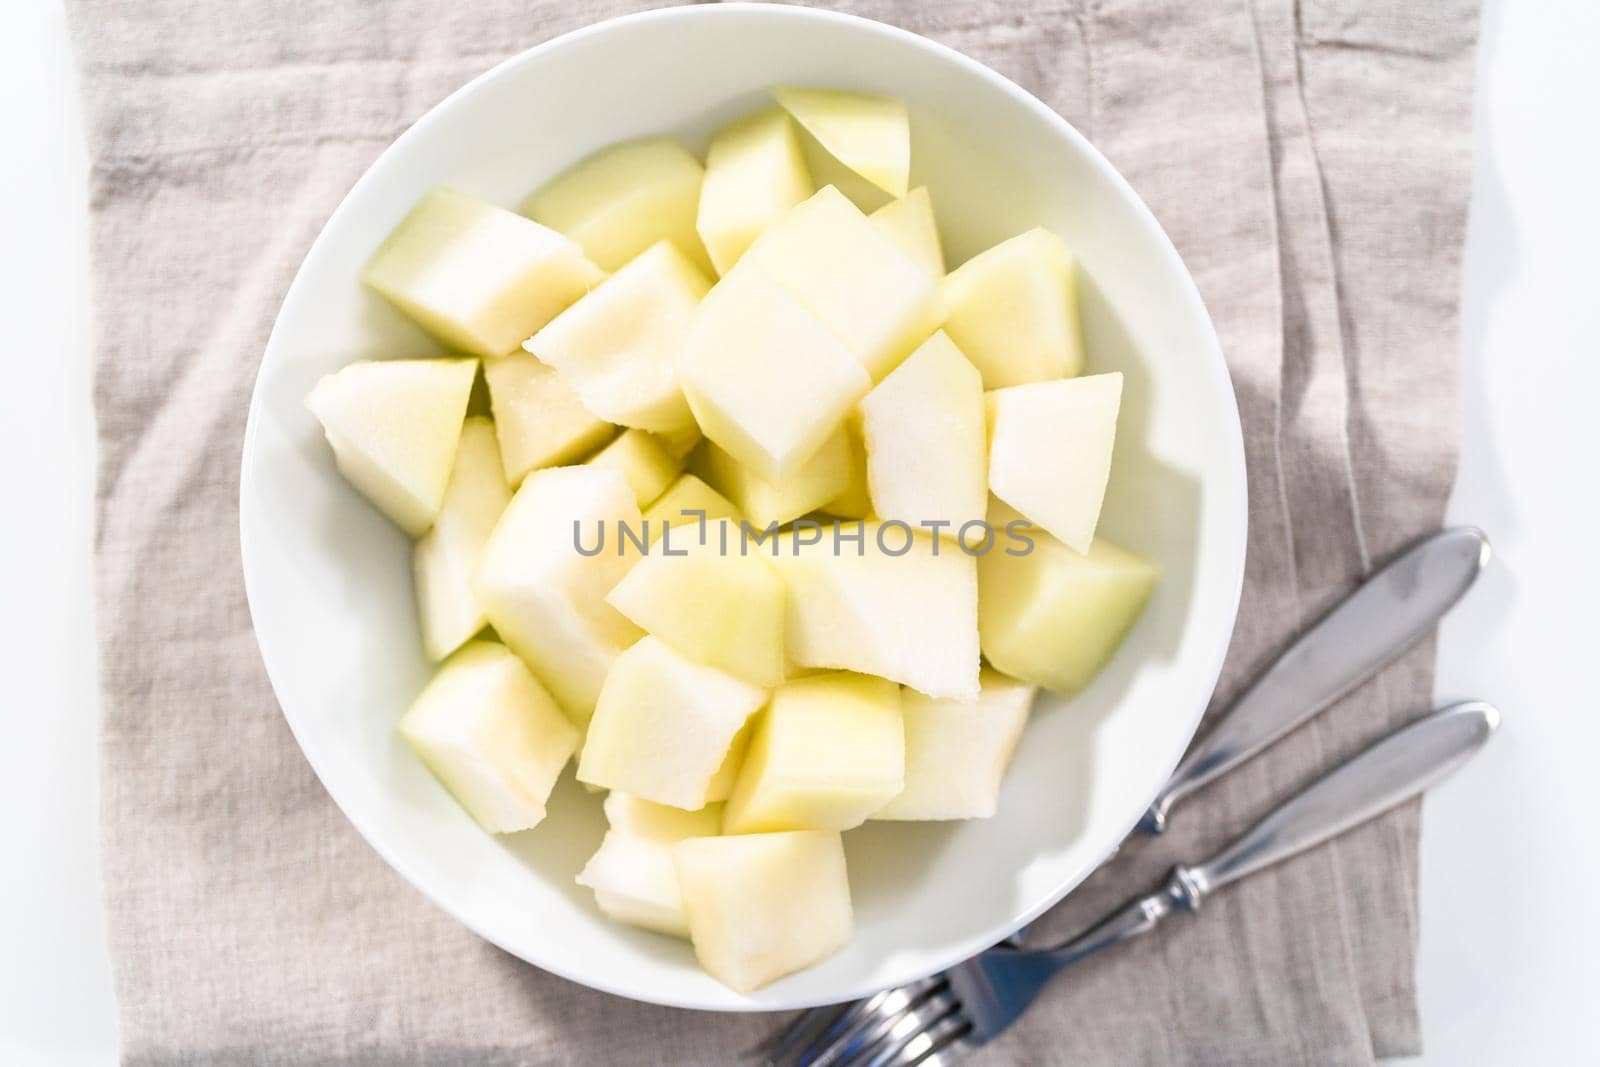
[673,830,853,994]
[603,791,722,838]
[577,636,768,809]
[704,719,751,803]
[642,474,743,543]
[588,429,683,509]
[607,518,786,688]
[872,669,1035,821]
[773,88,910,199]
[473,466,643,724]
[859,331,987,538]
[680,265,870,483]
[697,108,813,275]
[723,672,903,834]
[524,241,709,433]
[363,187,604,358]
[413,417,510,660]
[942,228,1084,388]
[743,186,943,381]
[522,136,713,274]
[698,430,852,530]
[575,793,721,938]
[304,357,476,536]
[482,353,614,485]
[655,422,704,461]
[869,187,944,278]
[774,522,979,700]
[820,417,872,519]
[577,833,688,938]
[987,372,1122,553]
[978,500,1159,694]
[397,640,578,833]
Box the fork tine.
[763,994,887,1067]
[755,1005,850,1063]
[782,977,944,1067]
[810,987,911,1060]
[829,983,950,1067]
[894,1013,975,1067]
[845,988,959,1067]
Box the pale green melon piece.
[575,793,722,938]
[363,186,603,358]
[773,87,910,198]
[304,357,476,536]
[860,331,987,538]
[588,429,683,509]
[413,416,510,660]
[696,108,813,275]
[698,430,852,531]
[577,636,767,810]
[978,499,1159,695]
[679,264,869,484]
[723,672,903,835]
[642,474,743,545]
[481,352,614,486]
[742,186,943,382]
[941,227,1084,388]
[524,240,709,433]
[773,522,979,701]
[673,831,853,993]
[987,372,1123,554]
[869,187,944,278]
[523,136,714,274]
[872,669,1035,821]
[472,465,643,725]
[607,518,786,688]
[398,641,578,833]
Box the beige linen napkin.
[69,1,1478,1063]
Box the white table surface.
[2,0,1593,1062]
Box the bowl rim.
[240,1,1248,1012]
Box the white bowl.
[240,3,1247,1012]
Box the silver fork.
[763,701,1499,1067]
[756,525,1490,1066]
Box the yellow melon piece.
[942,228,1084,388]
[363,186,603,358]
[577,637,768,810]
[524,240,709,433]
[859,331,987,539]
[869,187,944,278]
[413,416,510,659]
[773,87,910,198]
[397,641,578,833]
[987,372,1123,553]
[978,499,1159,695]
[696,108,812,275]
[304,357,477,536]
[482,353,614,485]
[698,430,853,531]
[742,186,943,382]
[673,830,853,993]
[774,522,979,700]
[643,474,744,545]
[522,136,713,274]
[723,672,904,834]
[607,518,786,688]
[873,670,1035,820]
[472,466,643,724]
[575,793,722,938]
[588,429,683,509]
[680,265,869,484]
